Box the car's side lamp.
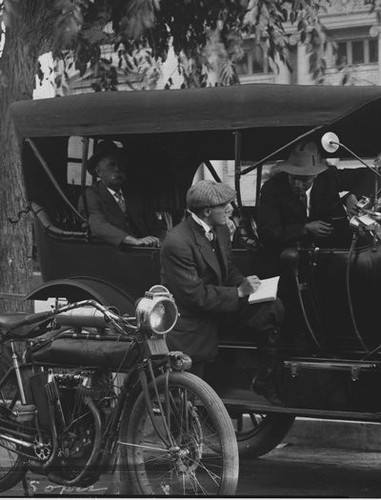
[321,132,340,153]
[135,285,178,335]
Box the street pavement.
[2,443,381,497]
[240,443,381,497]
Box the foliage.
[33,0,355,90]
[1,0,381,93]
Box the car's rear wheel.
[229,410,295,457]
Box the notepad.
[248,276,280,304]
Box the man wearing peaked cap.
[186,179,237,210]
[257,141,373,255]
[161,180,285,405]
[78,140,167,247]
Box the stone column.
[297,44,313,84]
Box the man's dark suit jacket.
[160,216,244,362]
[257,167,373,251]
[79,181,166,247]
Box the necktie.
[299,193,308,214]
[208,229,224,273]
[114,191,127,214]
[205,229,214,243]
[114,191,136,235]
[210,229,217,249]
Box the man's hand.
[344,193,359,218]
[304,221,333,238]
[237,275,261,298]
[136,236,160,247]
[123,235,160,247]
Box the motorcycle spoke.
[117,440,169,453]
[196,458,222,484]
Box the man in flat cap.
[79,140,166,247]
[257,141,372,255]
[161,179,285,405]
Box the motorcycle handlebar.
[1,300,136,340]
[2,289,176,340]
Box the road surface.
[2,443,381,497]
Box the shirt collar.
[190,211,213,235]
[106,186,122,198]
[304,186,312,216]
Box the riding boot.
[251,328,283,406]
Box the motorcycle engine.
[30,368,115,485]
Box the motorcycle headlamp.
[135,285,178,335]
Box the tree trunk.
[0,4,54,314]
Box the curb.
[285,417,381,451]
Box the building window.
[352,40,364,64]
[369,38,378,63]
[236,42,269,75]
[335,38,378,66]
[337,41,347,66]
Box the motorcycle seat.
[0,313,30,333]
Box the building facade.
[236,1,381,86]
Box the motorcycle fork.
[94,368,139,470]
[138,360,176,448]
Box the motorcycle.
[0,285,238,496]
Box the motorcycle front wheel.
[119,371,239,496]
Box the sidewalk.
[286,417,381,451]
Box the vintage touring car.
[9,82,381,457]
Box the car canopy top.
[10,83,381,160]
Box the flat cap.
[186,180,236,211]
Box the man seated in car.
[160,180,285,405]
[78,140,167,247]
[257,141,373,257]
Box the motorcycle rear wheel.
[0,388,28,491]
[120,371,239,496]
[0,434,26,492]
